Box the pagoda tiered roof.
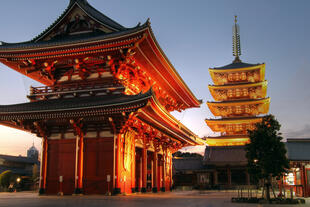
[207,97,270,117]
[209,63,265,85]
[205,17,269,146]
[211,62,261,70]
[205,116,262,135]
[208,81,268,101]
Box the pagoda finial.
[232,15,241,63]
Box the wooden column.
[139,155,143,190]
[39,136,48,195]
[74,133,84,194]
[161,151,166,192]
[152,151,158,193]
[131,145,136,193]
[141,146,147,192]
[70,119,84,194]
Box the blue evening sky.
[0,0,309,155]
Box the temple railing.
[28,81,124,101]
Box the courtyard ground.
[0,190,308,207]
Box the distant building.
[203,145,250,188]
[27,143,39,160]
[0,144,39,190]
[173,156,208,189]
[0,144,39,177]
[282,138,310,197]
[173,146,250,189]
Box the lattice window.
[235,106,242,114]
[227,89,234,98]
[242,88,248,97]
[241,72,247,81]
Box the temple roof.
[0,25,147,50]
[203,145,247,166]
[0,154,39,164]
[0,0,145,50]
[0,0,201,111]
[173,157,204,171]
[286,138,310,161]
[0,91,151,120]
[212,61,261,70]
[33,0,126,42]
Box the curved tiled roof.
[212,61,260,70]
[33,0,126,42]
[0,23,148,50]
[286,138,310,161]
[203,145,247,166]
[0,91,152,115]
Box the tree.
[245,115,289,202]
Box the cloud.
[284,124,310,138]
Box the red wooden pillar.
[152,151,158,193]
[161,152,166,192]
[113,133,121,194]
[74,133,84,194]
[139,155,143,190]
[131,143,136,193]
[141,146,147,193]
[157,155,161,190]
[39,136,48,195]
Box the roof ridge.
[32,0,127,42]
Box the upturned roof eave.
[210,61,264,70]
[143,26,201,108]
[0,24,149,52]
[0,90,153,116]
[137,93,203,146]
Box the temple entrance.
[46,139,75,195]
[83,137,114,195]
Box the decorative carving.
[108,53,181,112]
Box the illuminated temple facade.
[0,0,203,195]
[205,17,270,146]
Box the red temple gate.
[0,0,203,195]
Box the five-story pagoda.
[205,16,270,146]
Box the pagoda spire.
[232,15,241,63]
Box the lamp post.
[16,177,21,192]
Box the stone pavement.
[0,191,309,207]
